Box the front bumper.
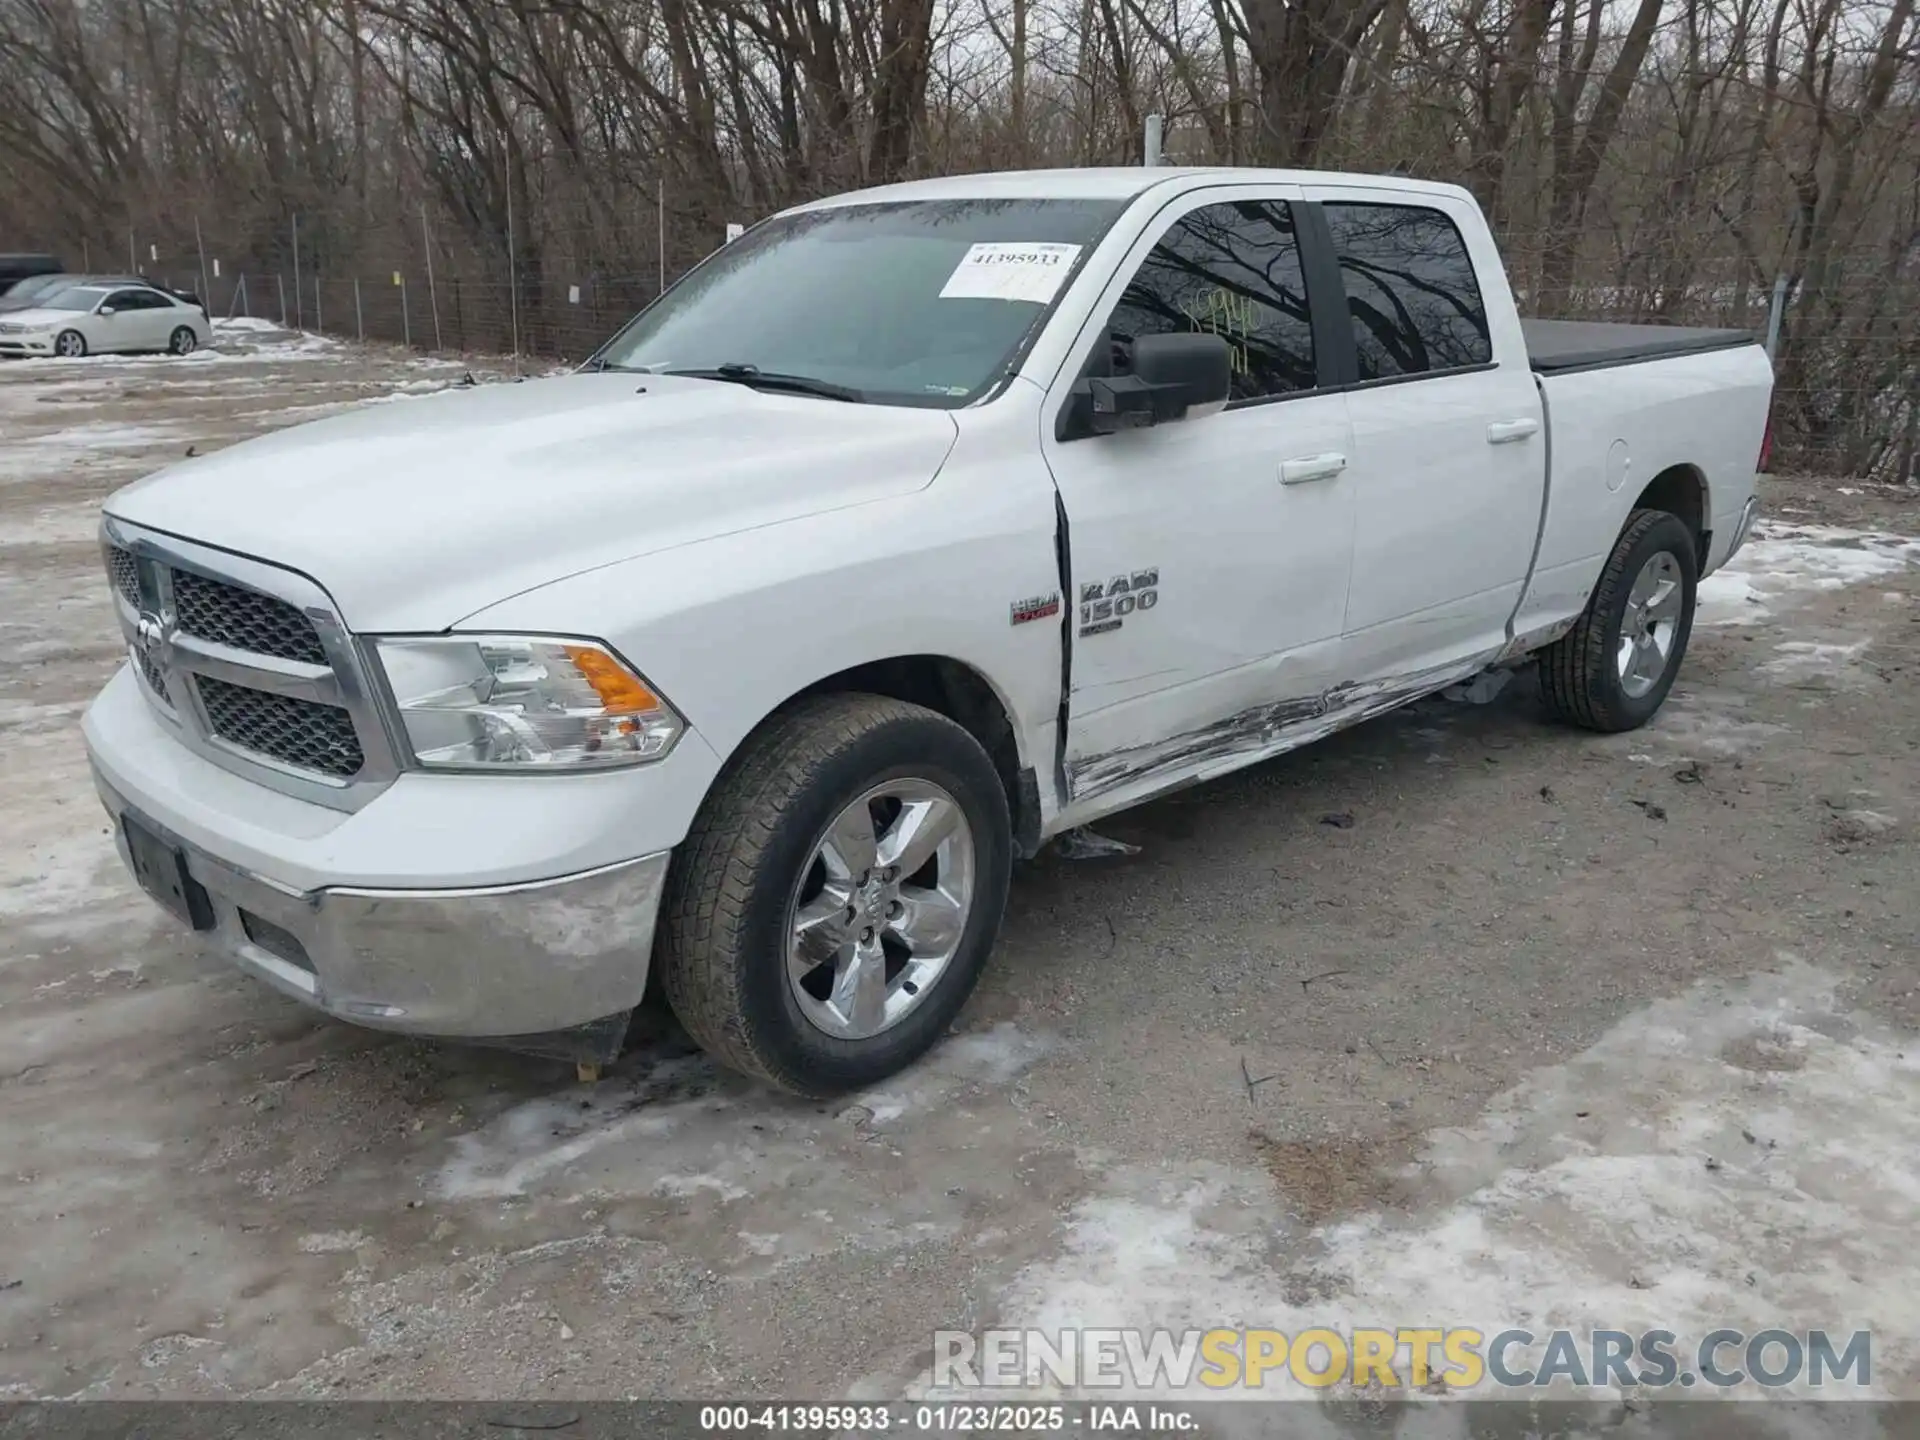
[95,770,669,1040]
[0,332,56,355]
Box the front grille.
[134,647,172,707]
[108,545,142,607]
[196,675,364,778]
[172,568,328,665]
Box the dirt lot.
[2,330,1917,1409]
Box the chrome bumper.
[95,772,667,1041]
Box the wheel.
[168,326,198,356]
[1539,508,1697,732]
[659,693,1012,1095]
[54,329,86,358]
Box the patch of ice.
[652,1173,750,1202]
[0,831,131,921]
[0,498,108,547]
[925,961,1920,1401]
[212,316,285,334]
[1699,521,1920,626]
[435,1023,1054,1202]
[1759,637,1873,683]
[297,1230,369,1254]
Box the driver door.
[1040,187,1358,805]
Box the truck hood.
[104,371,960,630]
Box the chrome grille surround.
[100,518,402,811]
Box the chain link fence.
[104,215,1920,485]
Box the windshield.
[48,287,108,312]
[593,197,1123,406]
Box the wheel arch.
[1631,463,1710,569]
[740,654,1042,859]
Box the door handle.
[1486,418,1540,444]
[1280,452,1347,485]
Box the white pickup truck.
[84,167,1772,1093]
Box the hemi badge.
[1010,593,1061,626]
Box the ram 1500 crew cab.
[84,168,1773,1093]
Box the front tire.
[168,326,198,356]
[54,329,87,359]
[1539,508,1698,732]
[659,694,1013,1095]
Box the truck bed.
[1522,318,1758,375]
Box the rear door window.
[1321,203,1492,380]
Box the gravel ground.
[2,331,1917,1411]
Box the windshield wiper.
[664,362,863,403]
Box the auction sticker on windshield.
[940,243,1083,303]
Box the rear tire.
[168,326,197,356]
[658,693,1012,1095]
[54,329,86,358]
[1539,508,1698,732]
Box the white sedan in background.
[0,283,212,359]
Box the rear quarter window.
[1322,203,1492,380]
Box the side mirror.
[1079,332,1233,436]
[97,306,116,316]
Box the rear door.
[127,289,178,348]
[1040,185,1358,804]
[95,289,152,352]
[1302,188,1545,683]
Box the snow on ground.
[435,1022,1055,1204]
[1699,521,1920,625]
[923,960,1918,1404]
[212,316,286,334]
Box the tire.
[1539,508,1698,732]
[168,326,197,356]
[659,693,1013,1095]
[54,329,87,359]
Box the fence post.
[505,148,522,366]
[354,277,364,343]
[314,274,323,335]
[277,274,288,328]
[422,206,444,351]
[1764,274,1788,361]
[1143,113,1165,166]
[194,217,211,308]
[400,276,412,348]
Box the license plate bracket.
[122,813,216,931]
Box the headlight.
[372,635,684,770]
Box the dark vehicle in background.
[0,273,205,315]
[0,273,74,310]
[0,254,63,293]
